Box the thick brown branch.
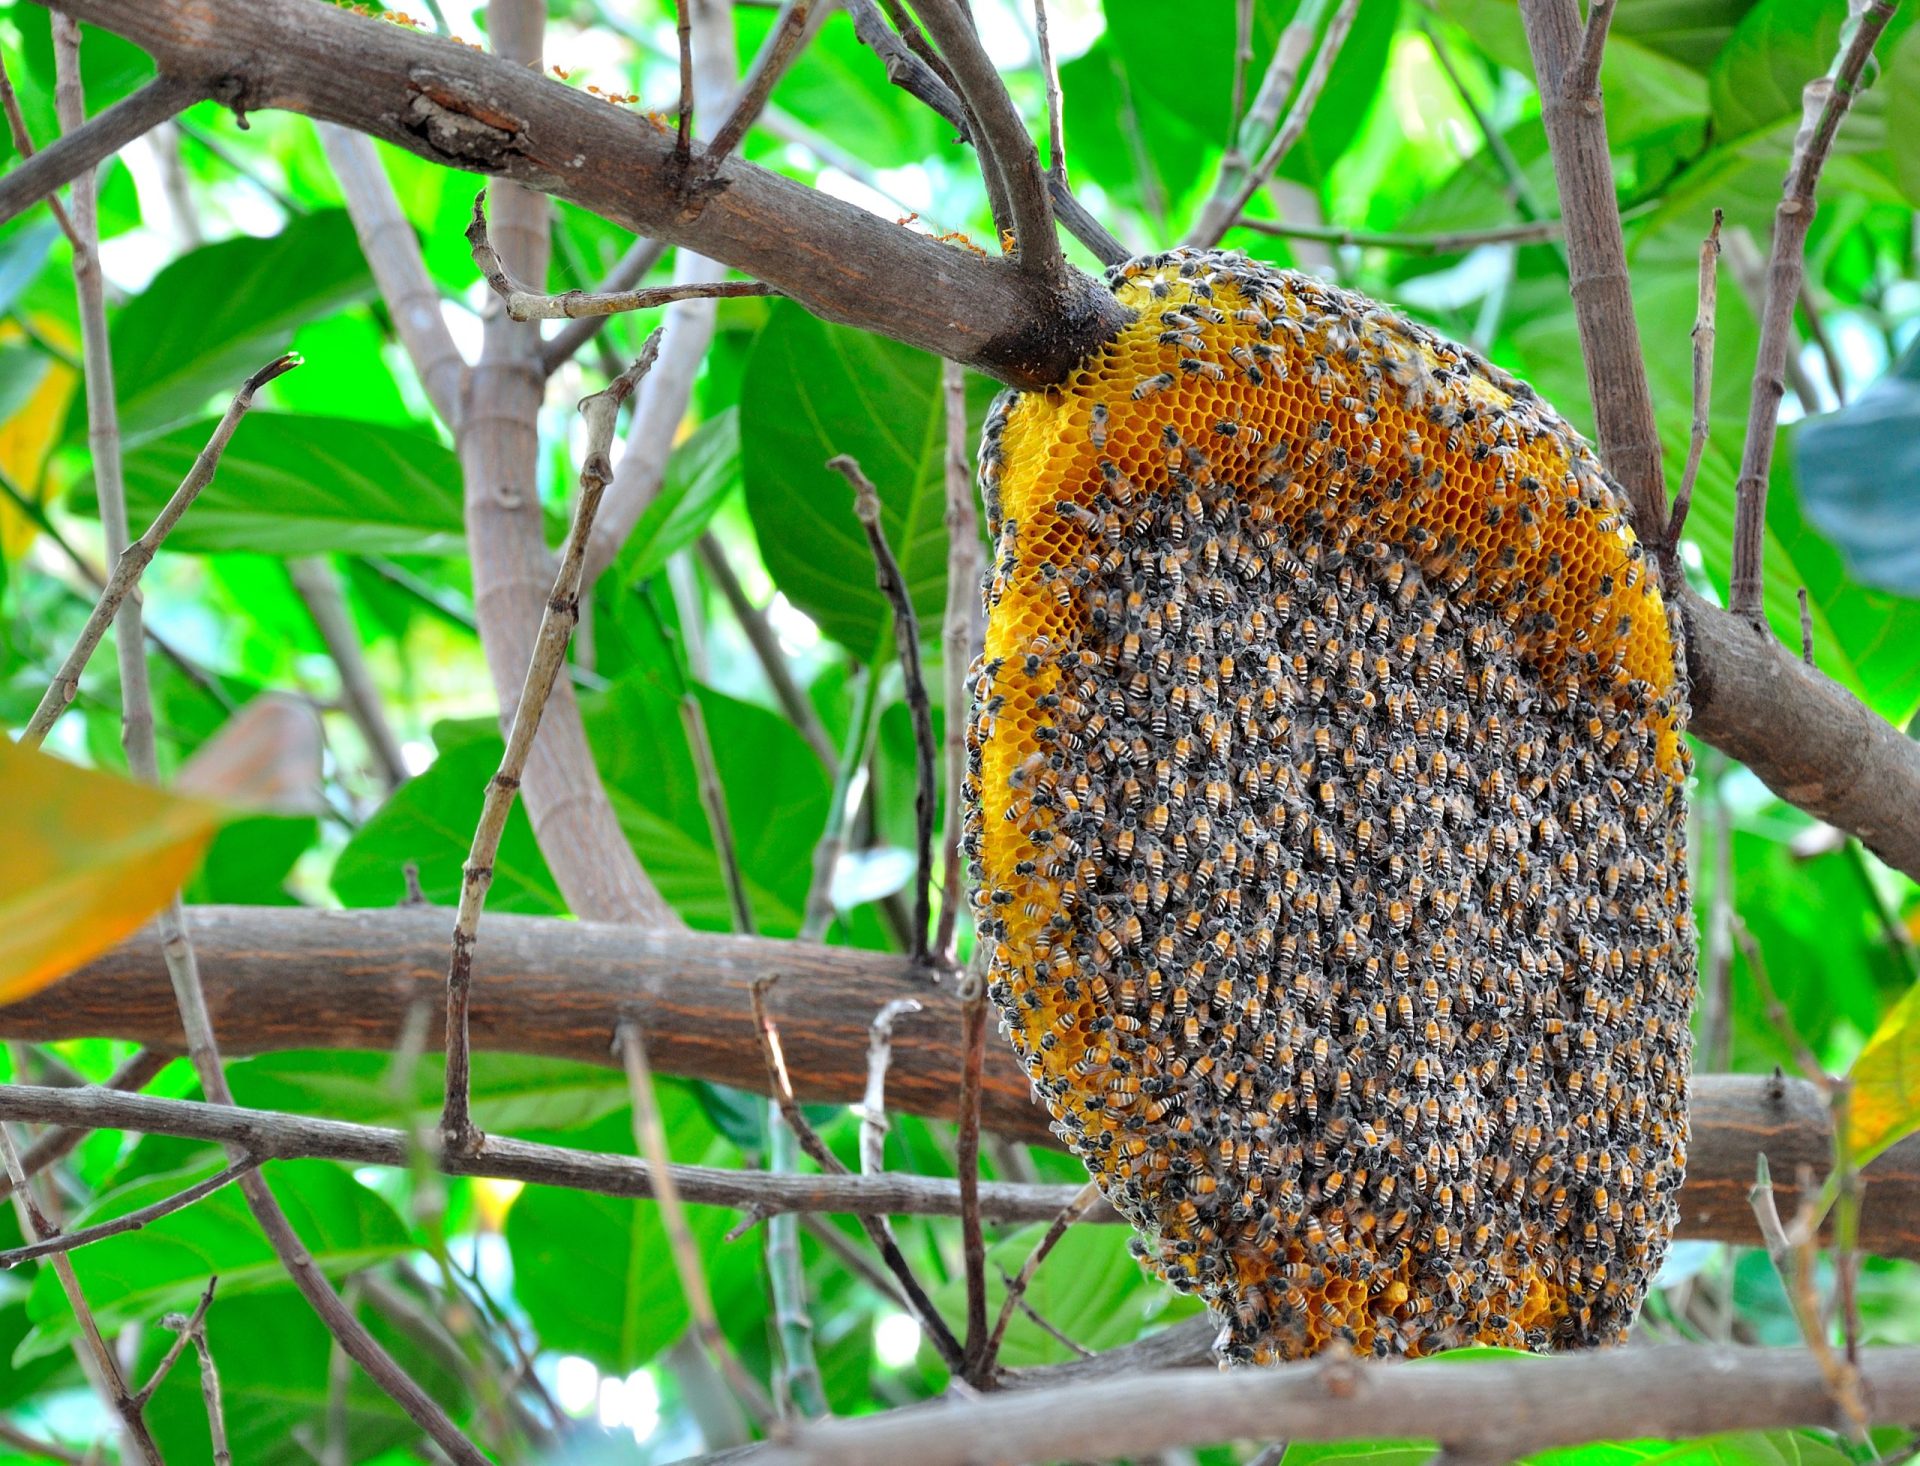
[16,907,1920,1263]
[42,0,1125,387]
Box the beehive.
[963,249,1694,1364]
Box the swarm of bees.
[964,248,1695,1364]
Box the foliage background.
[2,0,1920,1461]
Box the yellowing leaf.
[1846,980,1920,1168]
[0,314,79,559]
[0,735,225,1004]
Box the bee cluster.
[964,249,1694,1363]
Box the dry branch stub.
[967,248,1694,1365]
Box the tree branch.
[1728,1,1896,624]
[739,1346,1920,1466]
[906,0,1064,282]
[1515,0,1666,542]
[0,72,199,227]
[18,907,1920,1263]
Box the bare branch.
[831,453,938,963]
[1195,0,1361,250]
[741,1345,1920,1466]
[749,979,968,1370]
[318,123,468,431]
[288,555,409,790]
[135,1275,217,1407]
[1729,0,1895,623]
[0,1083,1102,1225]
[907,0,1064,281]
[539,236,667,377]
[443,334,663,1152]
[701,0,818,175]
[1566,0,1615,99]
[936,358,981,960]
[25,904,1920,1264]
[1236,215,1574,253]
[698,533,839,768]
[1516,0,1666,540]
[956,988,989,1382]
[844,0,973,140]
[1799,588,1815,667]
[1664,209,1721,555]
[21,353,299,749]
[980,1180,1101,1378]
[470,196,775,319]
[0,1049,170,1208]
[617,1021,776,1428]
[857,998,925,1177]
[1032,0,1065,180]
[0,1157,261,1268]
[0,1123,162,1464]
[675,0,695,172]
[0,73,199,230]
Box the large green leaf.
[103,209,375,440]
[1795,342,1920,596]
[620,405,740,583]
[504,1093,734,1373]
[740,299,993,655]
[332,733,562,914]
[109,411,464,556]
[19,1160,409,1361]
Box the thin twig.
[857,999,926,1177]
[701,0,818,177]
[442,331,664,1154]
[907,0,1064,280]
[616,1020,777,1428]
[956,980,990,1382]
[1664,209,1722,556]
[1190,0,1328,247]
[1001,1279,1092,1359]
[470,194,774,319]
[1566,0,1616,98]
[0,1420,85,1465]
[1228,0,1254,156]
[1733,918,1830,1089]
[0,1157,260,1268]
[844,0,972,141]
[0,51,78,245]
[0,73,199,231]
[1799,279,1849,407]
[288,556,409,790]
[1749,1157,1869,1439]
[980,1178,1101,1377]
[21,353,299,749]
[540,238,667,376]
[1516,0,1666,540]
[1032,0,1065,181]
[698,534,838,768]
[1235,214,1577,253]
[1728,1,1896,624]
[0,1049,169,1208]
[682,680,757,934]
[1216,0,1360,246]
[765,1104,829,1418]
[831,453,937,964]
[0,1124,162,1464]
[166,1284,229,1465]
[675,0,696,172]
[1798,588,1816,666]
[135,1275,217,1406]
[936,359,980,962]
[801,662,887,940]
[748,980,968,1370]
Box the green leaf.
[19,1160,409,1361]
[0,220,59,317]
[0,342,52,426]
[504,1094,732,1372]
[741,299,993,654]
[1848,979,1920,1168]
[111,411,464,557]
[621,405,740,583]
[104,209,375,440]
[332,734,563,914]
[182,813,316,906]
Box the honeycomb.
[963,249,1694,1364]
